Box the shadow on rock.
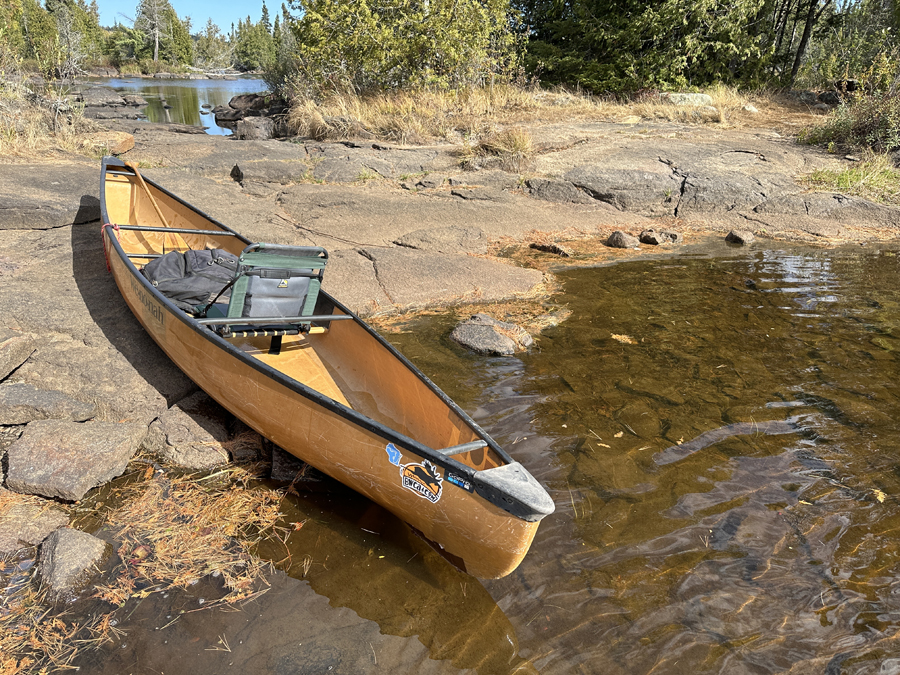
[70,221,193,408]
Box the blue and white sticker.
[385,443,443,503]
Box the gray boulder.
[39,528,109,596]
[725,229,756,245]
[606,231,641,248]
[0,382,96,425]
[394,226,488,255]
[235,117,275,140]
[228,93,272,112]
[145,391,233,470]
[0,491,68,555]
[6,419,146,501]
[639,229,683,245]
[450,314,533,356]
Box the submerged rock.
[639,228,683,246]
[725,229,756,245]
[606,231,641,249]
[450,314,533,356]
[530,241,575,257]
[39,528,108,596]
[6,419,146,501]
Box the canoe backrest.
[226,243,328,321]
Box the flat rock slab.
[394,226,488,254]
[0,163,100,229]
[362,248,544,309]
[0,492,69,555]
[0,328,36,380]
[9,332,176,426]
[0,382,96,425]
[39,527,108,595]
[231,159,313,184]
[526,177,594,204]
[76,85,124,106]
[145,391,232,470]
[6,419,147,501]
[306,143,446,182]
[323,250,393,317]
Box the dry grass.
[0,464,288,674]
[0,77,103,158]
[287,84,826,146]
[800,152,900,205]
[94,466,284,609]
[459,126,535,172]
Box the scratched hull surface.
[99,157,553,579]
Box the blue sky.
[95,0,270,34]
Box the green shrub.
[278,0,521,98]
[803,91,900,153]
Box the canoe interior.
[103,168,506,474]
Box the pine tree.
[261,1,271,33]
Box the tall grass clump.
[802,90,900,153]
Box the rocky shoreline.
[1,112,899,600]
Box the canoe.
[98,156,554,578]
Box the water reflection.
[99,77,268,135]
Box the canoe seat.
[209,243,329,352]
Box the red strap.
[101,223,120,272]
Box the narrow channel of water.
[97,77,268,135]
[70,240,900,673]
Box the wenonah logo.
[385,443,443,503]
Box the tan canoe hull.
[100,158,552,578]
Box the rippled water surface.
[388,242,900,674]
[73,242,900,673]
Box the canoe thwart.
[114,225,239,237]
[438,440,489,457]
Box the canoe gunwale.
[99,158,552,523]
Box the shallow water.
[97,77,268,135]
[70,240,900,673]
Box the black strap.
[196,274,242,317]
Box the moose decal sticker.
[386,443,443,503]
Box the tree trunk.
[788,0,832,86]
